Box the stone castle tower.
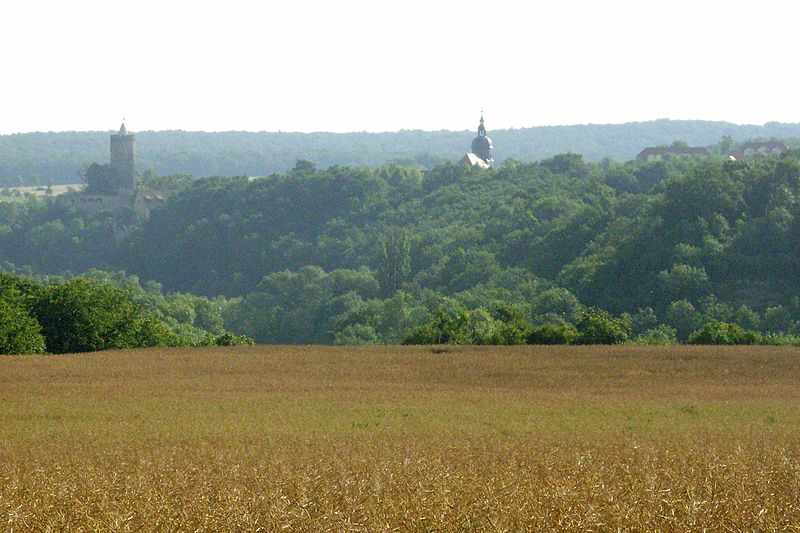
[110,123,135,191]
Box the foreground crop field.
[1,345,800,531]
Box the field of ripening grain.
[1,345,800,531]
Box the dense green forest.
[0,270,252,354]
[4,119,800,185]
[4,147,800,348]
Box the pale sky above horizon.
[2,0,799,134]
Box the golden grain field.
[1,345,800,531]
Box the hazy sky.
[2,0,799,134]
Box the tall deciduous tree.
[0,297,46,354]
[33,279,172,353]
[376,229,411,297]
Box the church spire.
[478,112,486,137]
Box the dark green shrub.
[33,279,167,353]
[0,298,46,354]
[133,316,180,347]
[486,305,532,345]
[0,272,41,303]
[214,332,256,346]
[761,333,800,346]
[402,307,469,345]
[633,324,678,345]
[486,322,529,345]
[688,322,762,345]
[574,307,631,345]
[402,324,441,345]
[664,300,703,341]
[526,323,578,345]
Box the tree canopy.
[4,146,800,347]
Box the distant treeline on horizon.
[3,119,800,185]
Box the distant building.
[60,122,170,217]
[109,122,136,192]
[636,145,710,161]
[733,141,789,160]
[59,192,133,215]
[458,152,491,169]
[459,114,494,168]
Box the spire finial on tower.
[119,120,127,136]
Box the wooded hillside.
[4,150,800,345]
[3,119,800,185]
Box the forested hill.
[4,119,800,185]
[5,152,800,345]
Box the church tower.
[110,122,135,191]
[470,114,493,165]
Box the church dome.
[470,114,493,164]
[471,134,493,153]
